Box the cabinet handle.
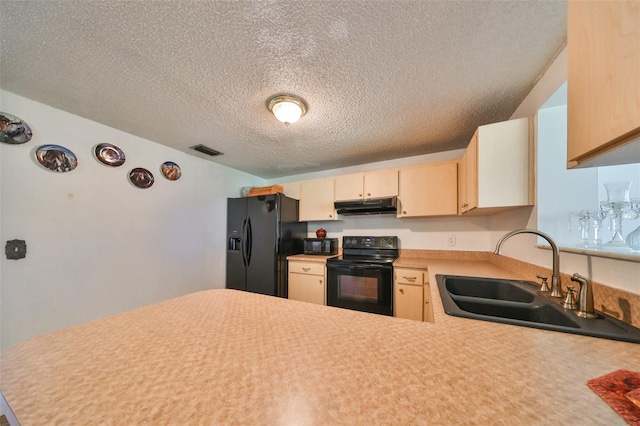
[402,210,407,214]
[403,276,417,282]
[367,192,371,196]
[425,300,429,304]
[399,288,405,294]
[329,214,332,218]
[359,193,362,197]
[302,267,310,272]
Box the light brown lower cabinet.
[288,261,326,305]
[394,267,434,323]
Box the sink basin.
[444,276,535,303]
[436,275,640,343]
[452,298,580,328]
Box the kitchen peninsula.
[2,254,639,425]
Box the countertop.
[394,254,640,424]
[2,256,639,425]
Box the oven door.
[326,262,393,316]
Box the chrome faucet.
[570,273,598,319]
[494,229,564,298]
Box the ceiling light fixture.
[267,94,307,125]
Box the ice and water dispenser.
[228,236,241,251]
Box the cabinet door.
[281,181,301,200]
[288,273,325,305]
[394,283,423,321]
[459,118,532,215]
[299,178,336,221]
[459,131,478,213]
[567,1,640,166]
[397,161,458,217]
[476,117,531,209]
[335,170,399,200]
[334,173,364,201]
[364,169,398,198]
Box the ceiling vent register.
[190,144,222,156]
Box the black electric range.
[326,236,398,316]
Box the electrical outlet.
[447,235,456,247]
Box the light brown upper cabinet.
[459,117,534,215]
[299,178,337,221]
[334,170,398,201]
[567,1,640,168]
[397,160,458,217]
[281,181,301,200]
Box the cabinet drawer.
[289,261,325,276]
[394,268,424,286]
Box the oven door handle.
[327,264,390,272]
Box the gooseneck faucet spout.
[494,229,564,298]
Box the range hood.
[334,197,398,216]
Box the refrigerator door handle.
[246,217,253,266]
[241,217,248,267]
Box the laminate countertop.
[1,257,639,425]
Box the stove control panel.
[343,236,398,249]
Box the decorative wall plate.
[34,144,78,172]
[161,161,181,181]
[129,167,154,188]
[0,112,33,144]
[94,143,125,167]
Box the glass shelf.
[536,244,640,263]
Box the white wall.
[275,149,465,183]
[537,104,598,245]
[536,88,640,249]
[298,215,492,252]
[0,91,265,349]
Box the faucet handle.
[563,286,578,309]
[536,274,550,292]
[570,273,598,319]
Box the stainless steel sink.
[436,275,640,343]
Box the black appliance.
[226,194,307,298]
[303,238,339,255]
[326,236,398,316]
[334,197,398,215]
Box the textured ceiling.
[0,1,566,179]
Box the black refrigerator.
[226,194,307,298]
